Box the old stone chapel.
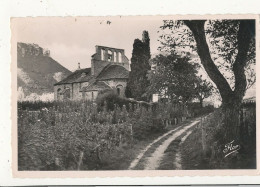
[54,45,130,101]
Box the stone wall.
[83,91,99,101]
[54,80,127,100]
[72,83,82,100]
[103,79,127,97]
[54,82,91,100]
[54,84,73,100]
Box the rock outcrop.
[17,42,71,99]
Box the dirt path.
[173,130,193,169]
[129,119,200,170]
[128,125,183,170]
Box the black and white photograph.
[13,16,256,172]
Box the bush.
[18,100,55,110]
[96,90,150,111]
[187,102,215,117]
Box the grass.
[180,125,211,169]
[179,108,256,169]
[92,131,167,170]
[158,126,198,170]
[18,99,216,170]
[18,100,189,170]
[157,136,183,170]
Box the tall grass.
[181,104,256,169]
[18,99,194,170]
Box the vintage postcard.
[11,15,259,178]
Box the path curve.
[128,125,183,169]
[144,120,199,170]
[129,119,200,170]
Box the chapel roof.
[54,68,92,85]
[96,64,129,80]
[80,81,111,92]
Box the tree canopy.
[194,77,214,107]
[159,20,255,107]
[147,52,199,103]
[158,19,255,142]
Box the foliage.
[186,102,214,117]
[159,20,255,104]
[125,31,151,101]
[147,52,199,103]
[18,102,132,170]
[193,106,255,169]
[181,105,255,169]
[18,100,191,170]
[18,100,54,110]
[158,19,256,143]
[96,89,150,111]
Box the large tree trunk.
[184,20,255,143]
[222,97,242,143]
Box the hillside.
[17,42,71,98]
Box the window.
[63,88,70,99]
[114,52,118,62]
[118,52,122,62]
[101,49,105,61]
[57,88,62,100]
[108,50,113,62]
[117,87,120,95]
[116,85,123,96]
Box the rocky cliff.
[17,42,71,99]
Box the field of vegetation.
[180,102,256,169]
[18,94,210,170]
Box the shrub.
[187,102,215,117]
[96,89,150,111]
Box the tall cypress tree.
[125,31,151,101]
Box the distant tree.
[125,31,151,101]
[194,78,214,108]
[147,52,199,103]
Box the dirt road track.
[129,119,200,170]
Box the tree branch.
[184,20,233,104]
[233,20,255,101]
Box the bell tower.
[91,45,129,76]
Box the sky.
[12,16,163,71]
